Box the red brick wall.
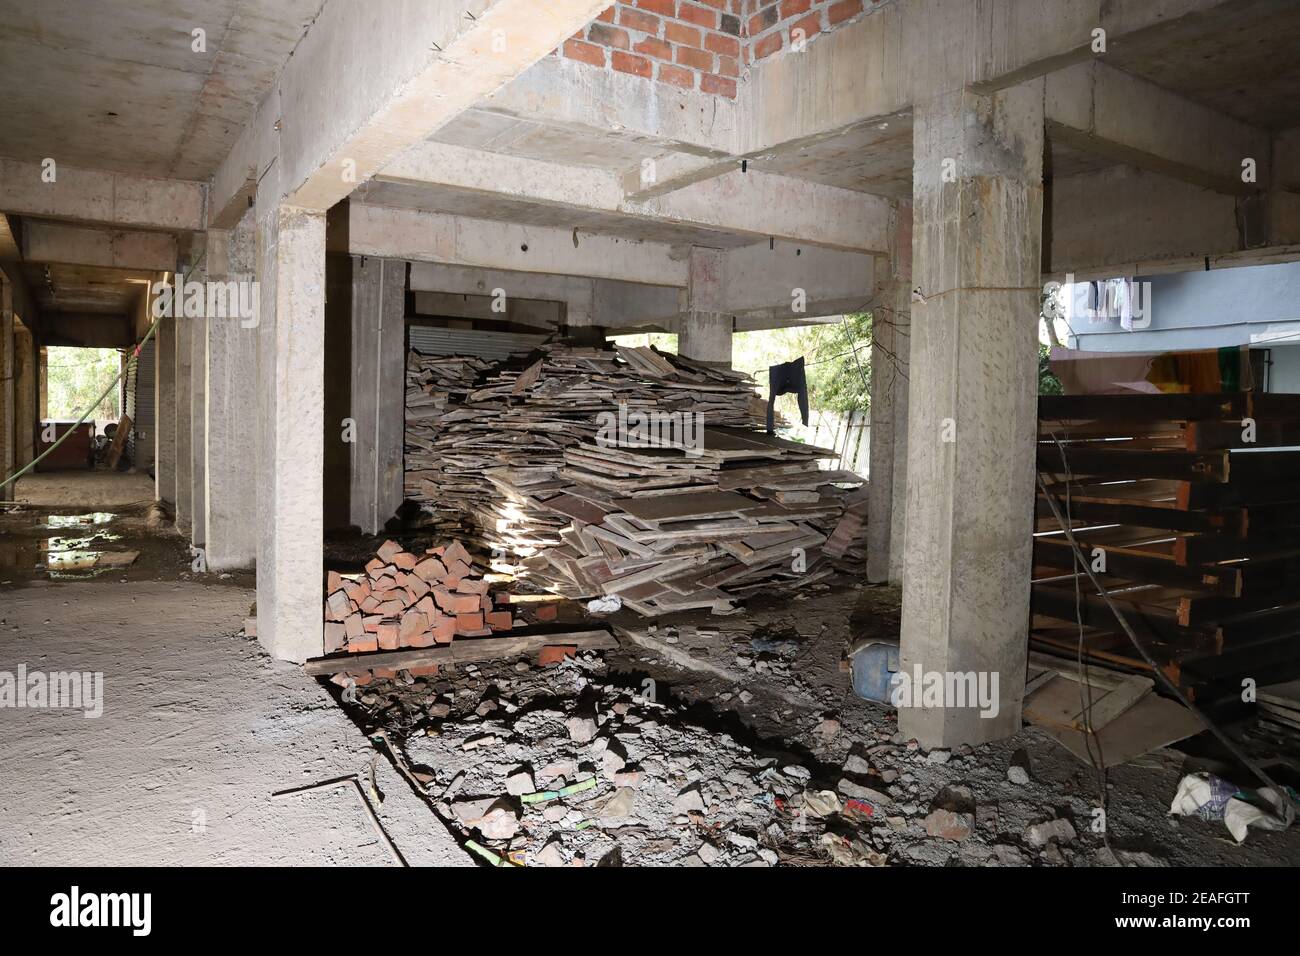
[744,0,868,65]
[557,0,872,99]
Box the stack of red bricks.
[323,540,516,655]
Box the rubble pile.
[342,644,1117,867]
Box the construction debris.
[403,344,867,615]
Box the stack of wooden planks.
[521,426,865,614]
[1031,391,1300,701]
[402,343,869,614]
[323,539,517,655]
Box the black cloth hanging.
[767,357,809,434]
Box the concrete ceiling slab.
[21,260,152,314]
[0,0,324,180]
[751,113,913,199]
[1106,0,1300,131]
[352,180,761,250]
[433,108,664,170]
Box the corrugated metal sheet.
[132,338,155,469]
[406,323,546,362]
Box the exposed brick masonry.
[557,0,875,99]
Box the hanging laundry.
[767,357,810,434]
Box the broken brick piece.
[432,614,456,644]
[538,645,578,666]
[347,634,379,654]
[534,604,559,622]
[376,540,404,562]
[392,551,418,570]
[455,611,485,633]
[325,589,352,621]
[485,610,512,632]
[326,570,344,593]
[399,610,430,644]
[324,622,347,654]
[376,621,401,651]
[344,613,365,641]
[442,540,471,567]
[413,556,447,582]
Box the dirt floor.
[3,485,1298,867]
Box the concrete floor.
[11,470,156,510]
[0,580,471,866]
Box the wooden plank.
[1037,446,1228,482]
[303,629,616,675]
[615,490,765,521]
[1039,393,1244,422]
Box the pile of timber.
[403,343,767,557]
[323,539,517,655]
[520,426,866,614]
[404,354,497,536]
[1031,391,1300,702]
[402,343,869,615]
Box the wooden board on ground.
[1040,693,1203,766]
[303,629,616,676]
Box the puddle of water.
[0,511,137,581]
[44,512,117,529]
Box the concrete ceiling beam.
[483,54,742,158]
[0,157,205,232]
[338,202,689,287]
[21,220,177,273]
[210,0,611,218]
[1046,61,1271,196]
[377,140,889,253]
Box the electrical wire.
[0,313,162,492]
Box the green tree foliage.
[46,347,122,421]
[1039,343,1064,395]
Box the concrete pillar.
[1,279,13,503]
[887,271,911,586]
[680,247,733,366]
[899,83,1044,748]
[155,318,176,506]
[868,202,912,585]
[349,256,406,535]
[14,320,35,468]
[190,288,207,547]
[204,217,259,570]
[255,205,326,663]
[174,305,193,533]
